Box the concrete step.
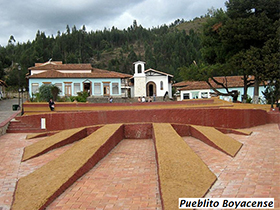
[8,122,33,128]
[7,118,40,133]
[6,128,43,133]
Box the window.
[55,83,62,95]
[74,83,81,95]
[103,83,110,95]
[201,92,209,98]
[112,83,119,94]
[94,83,101,95]
[192,91,199,99]
[183,93,190,99]
[160,81,163,90]
[31,83,39,94]
[138,64,142,74]
[121,79,128,85]
[64,82,72,96]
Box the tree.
[0,61,4,80]
[51,85,61,101]
[223,0,279,102]
[201,9,229,64]
[262,25,280,107]
[1,17,205,89]
[179,63,240,101]
[38,84,53,102]
[198,1,279,103]
[229,50,255,102]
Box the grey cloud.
[0,0,226,46]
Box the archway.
[83,80,92,96]
[146,81,156,97]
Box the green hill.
[175,17,208,34]
[1,17,206,85]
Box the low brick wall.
[268,111,280,124]
[87,96,166,103]
[0,122,9,136]
[17,108,270,132]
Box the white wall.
[180,89,211,101]
[134,76,146,97]
[146,75,170,97]
[179,86,266,102]
[217,86,266,101]
[29,78,122,97]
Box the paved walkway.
[184,124,280,208]
[0,124,279,209]
[47,139,161,210]
[0,99,21,125]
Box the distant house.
[130,61,173,99]
[27,61,132,98]
[173,76,266,102]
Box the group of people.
[138,96,153,103]
[48,92,168,109]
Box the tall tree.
[183,0,280,103]
[223,0,279,102]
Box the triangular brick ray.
[12,124,124,210]
[190,125,243,157]
[152,123,217,210]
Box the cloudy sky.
[0,0,226,46]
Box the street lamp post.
[21,88,25,115]
[18,65,21,109]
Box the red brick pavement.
[184,124,280,209]
[0,134,27,210]
[46,139,162,210]
[0,124,279,210]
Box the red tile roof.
[175,81,210,90]
[28,69,131,79]
[29,62,93,71]
[174,76,254,91]
[34,61,62,67]
[145,68,173,77]
[28,61,132,79]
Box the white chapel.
[130,61,173,99]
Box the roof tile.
[175,76,255,91]
[28,61,132,79]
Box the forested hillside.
[0,18,205,88]
[1,0,279,105]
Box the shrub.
[246,95,252,103]
[51,85,61,101]
[32,84,61,102]
[38,85,52,101]
[70,91,88,102]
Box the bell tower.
[133,61,146,97]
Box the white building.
[27,61,132,98]
[130,61,173,99]
[174,76,266,102]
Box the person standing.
[49,99,55,111]
[163,91,168,101]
